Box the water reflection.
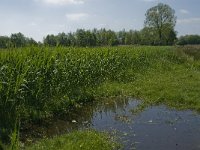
[21,97,200,150]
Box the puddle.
[21,97,200,150]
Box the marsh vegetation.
[1,2,200,149]
[0,45,200,149]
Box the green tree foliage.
[144,3,177,45]
[43,28,120,47]
[0,33,38,49]
[164,28,177,45]
[56,33,70,46]
[117,29,126,45]
[26,38,38,46]
[10,32,27,47]
[140,27,156,45]
[43,34,57,47]
[125,30,141,45]
[177,35,200,45]
[0,36,11,48]
[107,30,119,46]
[75,29,96,46]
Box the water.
[21,97,200,150]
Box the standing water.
[21,97,200,150]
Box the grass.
[0,45,200,148]
[25,130,120,150]
[96,64,200,111]
[177,45,200,60]
[94,46,200,112]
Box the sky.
[0,0,200,41]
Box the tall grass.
[0,46,189,143]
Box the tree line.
[177,35,200,45]
[0,33,38,49]
[0,3,199,48]
[43,28,177,47]
[1,30,200,49]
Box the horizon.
[0,0,200,42]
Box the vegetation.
[26,130,119,150]
[1,46,200,145]
[2,30,200,48]
[0,2,200,149]
[96,62,200,112]
[0,28,177,49]
[177,35,200,45]
[94,46,200,111]
[178,45,200,60]
[0,46,145,143]
[144,3,177,45]
[0,33,38,49]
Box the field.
[0,46,200,149]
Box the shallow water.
[21,97,200,150]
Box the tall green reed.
[0,46,188,143]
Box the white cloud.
[35,0,85,5]
[66,13,89,21]
[177,18,200,24]
[180,9,189,14]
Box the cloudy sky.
[0,0,199,41]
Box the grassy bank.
[26,130,119,150]
[0,46,200,147]
[96,63,200,111]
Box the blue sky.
[0,0,200,41]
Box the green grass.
[94,47,200,111]
[25,130,119,150]
[1,46,200,146]
[178,45,200,60]
[95,64,200,111]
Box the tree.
[75,29,87,47]
[118,29,126,45]
[125,30,141,45]
[177,35,200,45]
[57,33,70,46]
[26,38,38,46]
[144,3,176,45]
[106,30,118,46]
[10,32,26,47]
[140,27,157,45]
[164,28,177,45]
[68,32,76,46]
[0,36,11,48]
[43,35,57,46]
